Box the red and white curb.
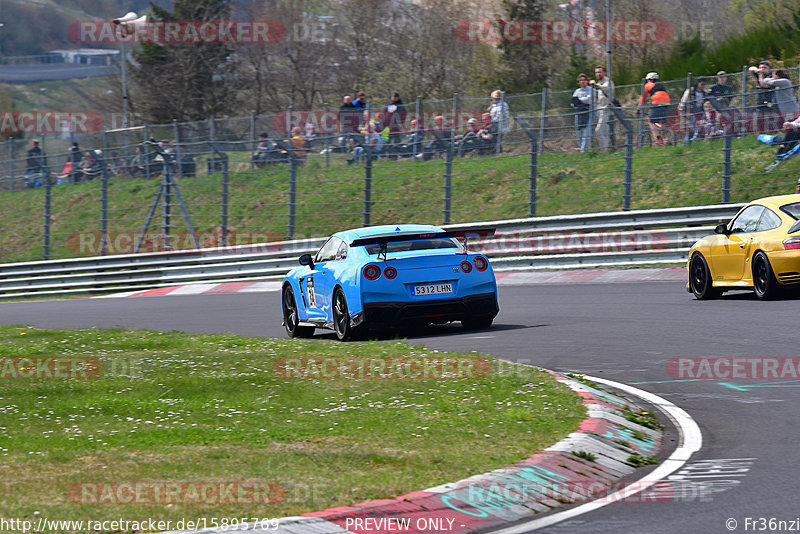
[163,373,701,534]
[94,268,686,299]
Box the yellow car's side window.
[730,206,765,233]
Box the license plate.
[414,283,453,296]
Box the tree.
[131,0,236,122]
[496,0,553,92]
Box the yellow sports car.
[688,194,800,300]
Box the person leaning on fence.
[338,95,359,152]
[588,66,614,152]
[68,142,83,183]
[760,69,798,125]
[571,73,592,152]
[679,77,708,144]
[750,61,779,131]
[488,90,510,144]
[637,72,671,145]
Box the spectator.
[571,73,592,152]
[353,91,368,130]
[456,118,483,156]
[761,68,798,123]
[397,119,424,158]
[637,72,671,145]
[679,77,708,144]
[588,66,614,151]
[69,142,82,183]
[750,60,778,131]
[708,71,738,134]
[475,112,498,154]
[350,122,383,164]
[251,132,277,168]
[488,89,510,137]
[80,149,103,180]
[416,115,451,161]
[26,139,46,173]
[288,126,308,160]
[304,119,316,150]
[696,101,724,139]
[338,95,359,151]
[384,92,407,151]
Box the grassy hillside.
[2,134,799,263]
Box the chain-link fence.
[2,68,799,263]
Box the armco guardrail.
[0,204,744,298]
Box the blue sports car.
[281,224,499,340]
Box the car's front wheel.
[283,286,315,338]
[689,253,721,300]
[333,288,358,341]
[753,251,781,300]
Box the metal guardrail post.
[43,172,52,260]
[8,139,14,192]
[514,117,538,217]
[538,88,547,153]
[364,146,373,227]
[288,155,296,240]
[611,106,634,211]
[722,134,732,203]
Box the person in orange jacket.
[637,72,672,145]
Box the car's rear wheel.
[753,251,781,300]
[690,253,722,300]
[283,286,315,338]
[462,316,494,330]
[333,288,358,341]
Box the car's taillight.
[784,236,800,250]
[363,264,381,280]
[460,260,473,273]
[384,266,397,279]
[473,256,488,271]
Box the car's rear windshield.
[364,238,460,254]
[780,202,800,220]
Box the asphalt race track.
[1,280,797,533]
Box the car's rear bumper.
[356,292,499,326]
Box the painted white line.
[487,374,703,533]
[92,291,142,299]
[167,284,220,295]
[238,281,282,293]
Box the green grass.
[0,326,585,523]
[3,134,798,263]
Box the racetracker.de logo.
[666,357,800,380]
[456,20,674,43]
[0,357,103,379]
[273,356,492,380]
[70,481,286,505]
[69,20,286,44]
[0,111,103,134]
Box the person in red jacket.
[637,72,672,145]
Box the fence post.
[364,147,372,226]
[683,72,693,145]
[249,112,256,170]
[513,117,538,217]
[209,115,216,174]
[144,123,151,179]
[8,139,14,192]
[538,88,547,153]
[441,132,453,225]
[741,66,748,134]
[42,172,52,260]
[324,103,331,168]
[621,109,634,211]
[496,91,505,154]
[100,158,109,256]
[722,133,732,203]
[287,155,296,240]
[220,150,230,246]
[172,119,182,179]
[162,171,171,251]
[638,79,647,146]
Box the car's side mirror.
[714,223,730,235]
[299,253,314,268]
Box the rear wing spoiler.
[349,228,495,248]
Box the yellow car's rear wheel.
[690,253,722,300]
[753,251,781,300]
